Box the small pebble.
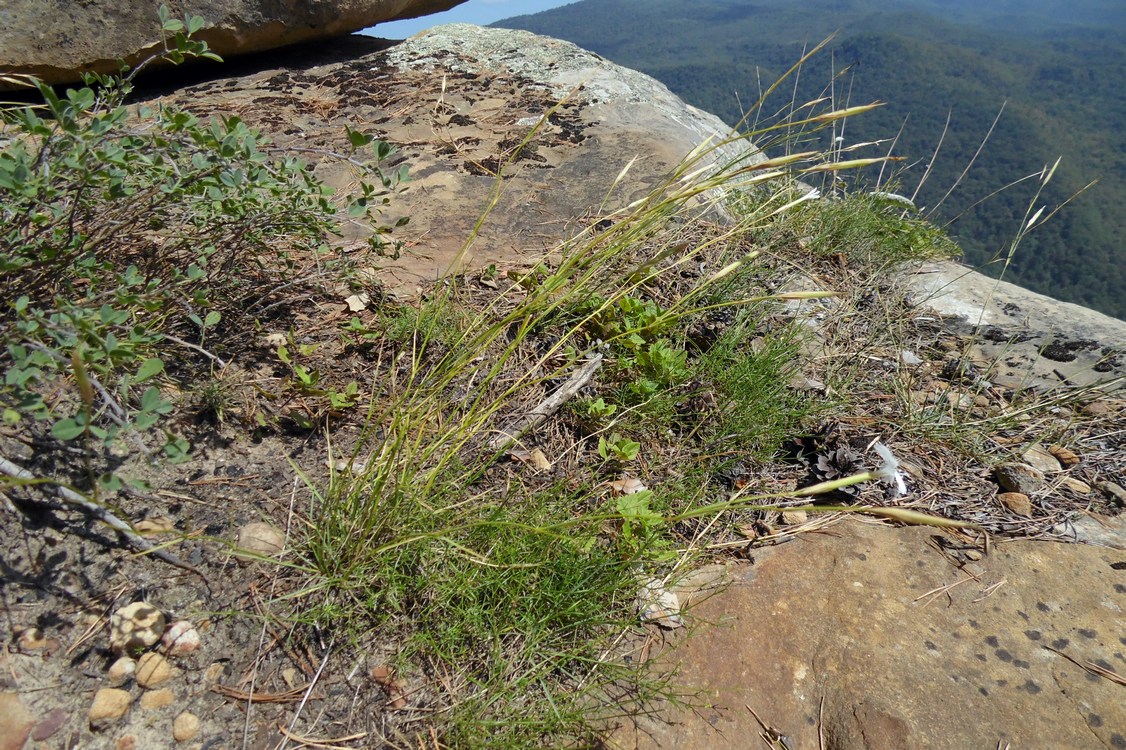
[1021,446,1061,474]
[998,492,1033,517]
[0,692,33,748]
[109,602,166,655]
[107,657,136,686]
[88,688,132,728]
[1080,401,1111,417]
[31,707,68,741]
[136,652,174,688]
[1048,445,1080,467]
[161,621,201,655]
[234,522,286,563]
[781,510,808,525]
[203,662,227,684]
[1059,478,1091,495]
[638,578,683,630]
[173,712,201,742]
[15,626,50,651]
[116,736,137,750]
[134,517,175,535]
[994,464,1045,496]
[140,688,174,710]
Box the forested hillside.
[498,0,1126,319]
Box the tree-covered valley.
[498,0,1126,319]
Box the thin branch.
[161,333,230,369]
[487,353,603,452]
[0,454,208,586]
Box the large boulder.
[622,519,1126,750]
[0,0,466,88]
[907,260,1126,390]
[149,25,761,295]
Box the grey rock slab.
[1052,513,1126,549]
[907,261,1125,392]
[0,0,466,88]
[383,24,762,170]
[618,520,1126,750]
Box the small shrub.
[0,7,405,484]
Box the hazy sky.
[366,0,577,38]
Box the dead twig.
[487,352,603,452]
[213,684,313,704]
[0,454,208,587]
[746,704,794,749]
[276,726,366,749]
[278,639,335,750]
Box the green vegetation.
[0,13,404,497]
[499,0,1126,319]
[5,10,1086,748]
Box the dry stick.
[0,454,208,587]
[486,353,603,452]
[278,639,335,750]
[161,332,230,369]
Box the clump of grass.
[286,80,933,743]
[766,191,960,269]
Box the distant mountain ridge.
[496,0,1126,320]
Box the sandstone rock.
[153,25,764,297]
[135,652,175,688]
[993,463,1045,496]
[173,711,201,742]
[0,1,467,89]
[1048,445,1081,467]
[107,657,137,686]
[140,688,174,710]
[234,522,286,562]
[997,492,1032,517]
[0,692,33,750]
[617,521,1126,749]
[1020,445,1061,474]
[88,688,132,728]
[109,602,166,655]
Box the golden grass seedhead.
[861,507,982,529]
[809,102,884,122]
[774,290,836,301]
[802,157,897,173]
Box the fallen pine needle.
[972,579,1007,602]
[213,684,311,703]
[914,573,977,607]
[277,726,366,749]
[1043,646,1126,687]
